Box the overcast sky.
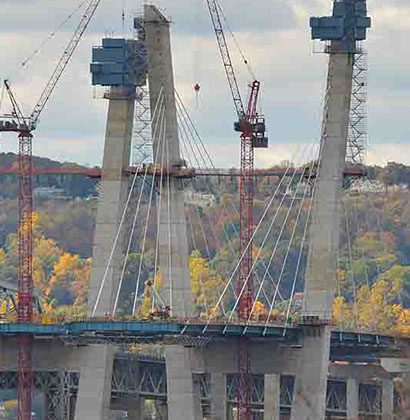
[0,0,409,168]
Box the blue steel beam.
[0,321,403,353]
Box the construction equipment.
[207,1,268,418]
[0,1,102,418]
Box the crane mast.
[0,1,102,419]
[207,1,268,418]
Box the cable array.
[93,86,328,324]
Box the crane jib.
[30,0,102,127]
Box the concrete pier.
[165,346,202,420]
[264,374,280,420]
[75,345,116,420]
[346,378,359,419]
[382,379,394,420]
[212,373,228,420]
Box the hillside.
[0,152,97,199]
[0,154,409,332]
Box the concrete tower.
[291,2,371,419]
[144,5,192,318]
[75,38,147,420]
[143,6,202,420]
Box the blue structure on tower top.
[90,38,147,87]
[310,0,371,52]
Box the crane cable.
[215,0,257,80]
[21,0,89,68]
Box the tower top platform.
[310,0,371,52]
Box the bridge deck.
[0,320,401,351]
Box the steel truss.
[111,357,167,401]
[0,365,390,419]
[132,16,152,166]
[359,382,382,416]
[347,48,367,165]
[0,370,78,420]
[326,380,347,414]
[0,281,42,317]
[132,86,153,165]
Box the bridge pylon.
[144,5,201,420]
[144,4,192,319]
[75,31,148,420]
[291,2,371,420]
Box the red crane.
[0,1,102,418]
[207,1,268,418]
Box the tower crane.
[206,1,268,418]
[0,1,102,418]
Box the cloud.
[0,0,408,170]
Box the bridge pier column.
[346,378,359,420]
[290,327,331,420]
[264,374,280,420]
[382,379,394,420]
[165,346,202,420]
[212,373,227,420]
[74,345,115,420]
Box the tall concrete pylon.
[144,4,192,318]
[144,6,202,420]
[291,2,371,419]
[75,37,147,419]
[88,88,135,317]
[74,86,135,420]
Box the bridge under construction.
[0,1,409,420]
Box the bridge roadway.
[0,319,405,358]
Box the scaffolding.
[346,47,368,165]
[132,16,153,165]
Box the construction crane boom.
[0,1,102,419]
[30,0,102,128]
[207,0,245,119]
